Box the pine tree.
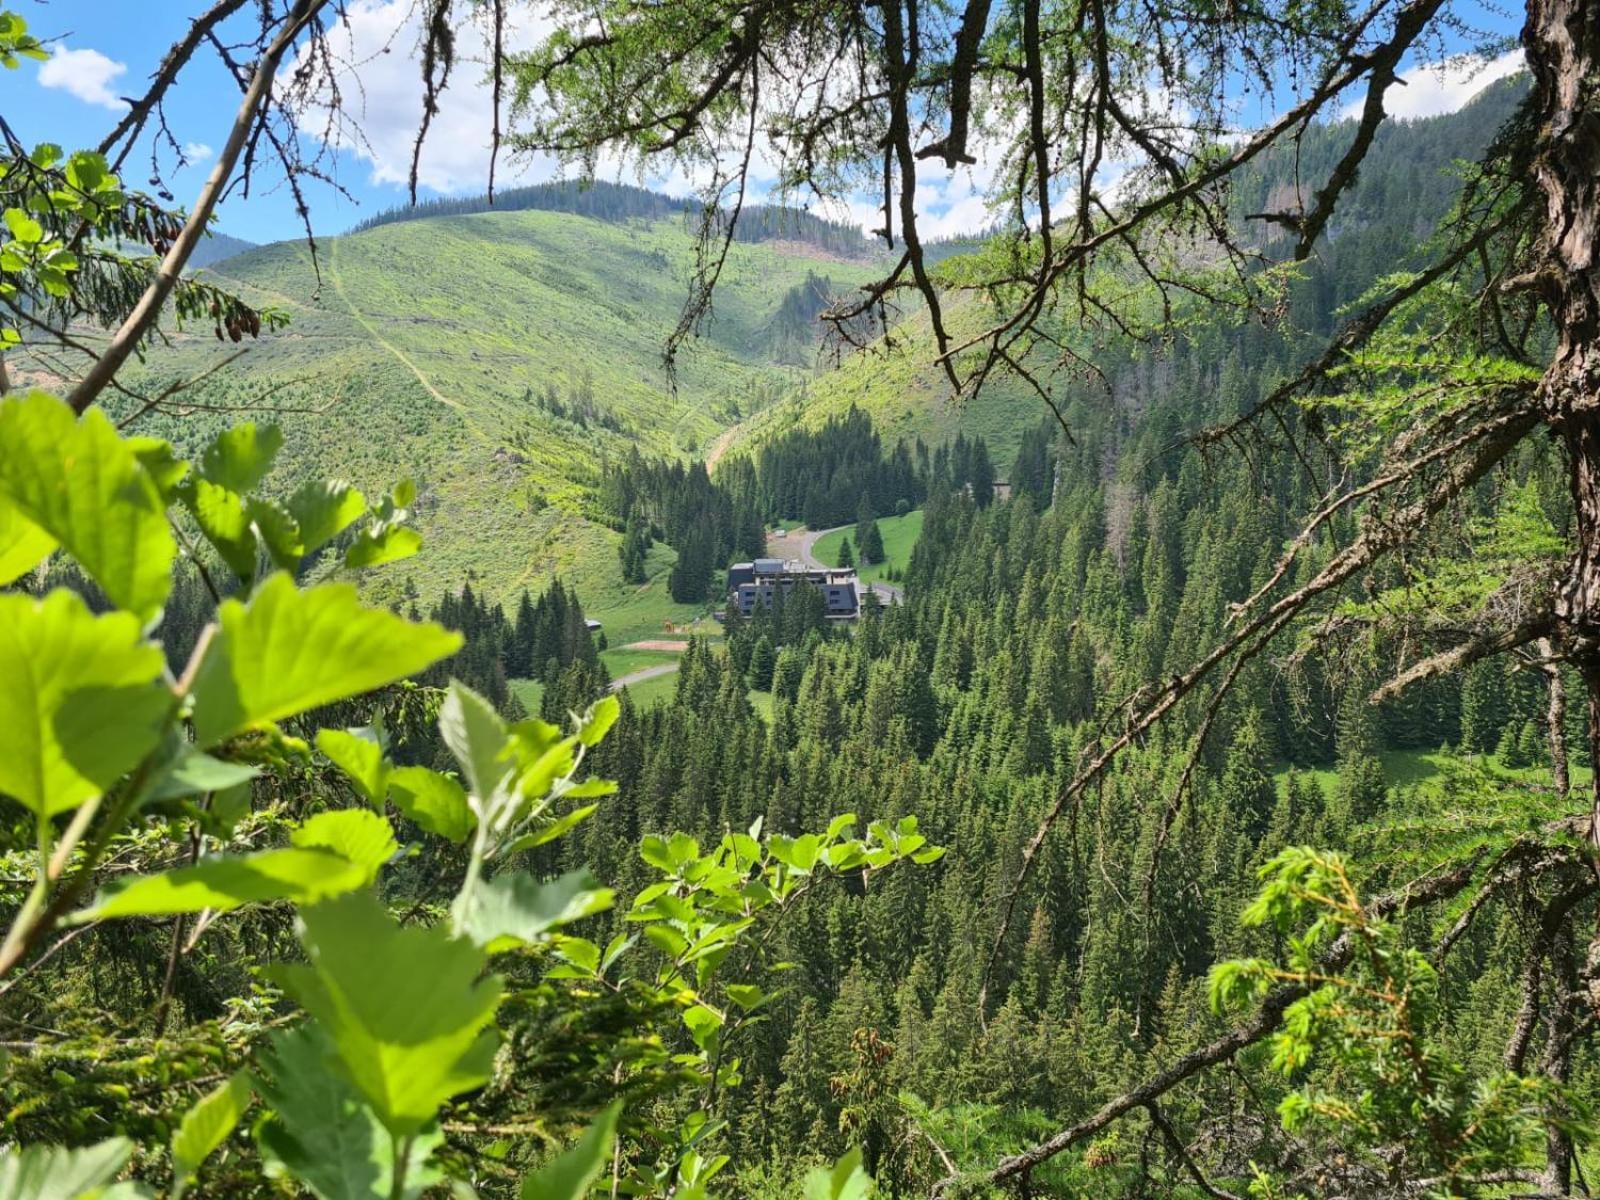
[856,494,885,565]
[837,535,854,567]
[1499,720,1533,769]
[748,636,776,690]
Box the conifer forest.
[4,1,1600,1198]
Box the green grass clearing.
[1274,746,1591,799]
[617,670,680,710]
[602,647,684,678]
[812,509,923,584]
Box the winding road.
[608,662,681,693]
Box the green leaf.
[0,392,174,620]
[504,804,598,854]
[75,846,371,921]
[127,438,189,501]
[344,480,420,569]
[286,480,366,555]
[246,497,303,571]
[172,1072,252,1189]
[439,681,512,804]
[3,207,43,245]
[345,525,422,569]
[682,1004,722,1052]
[0,1137,134,1200]
[190,574,461,748]
[256,1025,441,1200]
[456,869,614,953]
[518,1104,620,1200]
[725,983,767,1011]
[187,479,256,581]
[147,744,260,803]
[292,809,397,878]
[276,892,502,1135]
[0,495,55,584]
[198,423,282,493]
[576,695,619,747]
[317,728,389,808]
[388,767,475,844]
[0,590,170,817]
[804,1148,872,1200]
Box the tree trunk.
[1525,0,1600,842]
[1537,639,1570,796]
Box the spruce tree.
[856,494,885,565]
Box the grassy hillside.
[721,291,1049,475]
[813,509,923,584]
[105,208,877,607]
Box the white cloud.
[38,45,127,111]
[183,142,214,164]
[1342,50,1524,121]
[287,0,559,195]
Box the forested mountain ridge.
[722,78,1528,472]
[352,178,875,260]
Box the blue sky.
[9,0,1526,247]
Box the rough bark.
[1525,0,1600,843]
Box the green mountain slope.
[722,79,1529,476]
[111,207,876,604]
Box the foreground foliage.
[0,386,941,1196]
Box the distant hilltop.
[347,178,873,260]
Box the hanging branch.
[67,0,330,415]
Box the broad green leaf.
[75,846,370,921]
[560,778,618,799]
[189,574,461,748]
[197,423,282,493]
[286,480,366,554]
[207,781,253,838]
[725,983,767,1011]
[317,728,388,808]
[276,892,502,1135]
[504,804,598,854]
[825,813,857,840]
[247,496,303,571]
[3,207,42,244]
[0,590,170,816]
[804,1148,872,1200]
[0,495,54,583]
[344,524,421,569]
[147,744,260,803]
[554,937,601,974]
[345,481,420,569]
[0,1137,134,1200]
[0,392,174,619]
[576,695,619,747]
[172,1072,252,1192]
[127,437,189,501]
[439,681,512,804]
[187,479,256,581]
[291,809,397,878]
[682,1004,722,1052]
[515,736,580,802]
[519,1104,620,1200]
[388,767,475,844]
[456,869,614,953]
[256,1025,441,1200]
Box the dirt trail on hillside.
[705,421,743,470]
[326,240,465,415]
